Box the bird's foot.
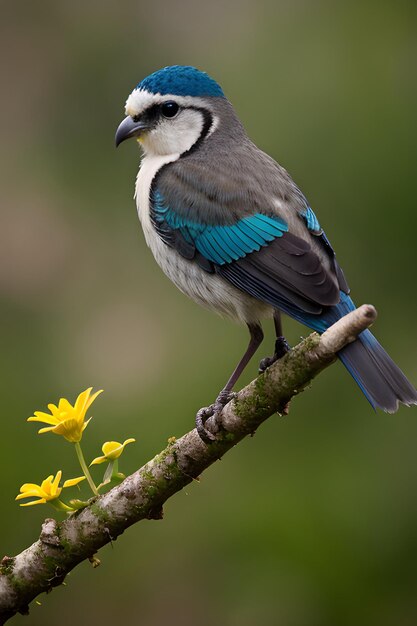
[258,355,277,373]
[196,390,237,444]
[196,406,216,443]
[258,336,291,373]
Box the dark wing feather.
[217,232,340,315]
[151,145,348,315]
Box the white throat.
[134,152,179,234]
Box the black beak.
[115,116,148,147]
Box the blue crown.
[136,65,225,98]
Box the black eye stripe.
[136,102,211,125]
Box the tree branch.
[0,305,377,624]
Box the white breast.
[134,154,272,325]
[135,152,180,247]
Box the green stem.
[74,442,99,496]
[51,499,74,513]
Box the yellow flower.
[16,471,85,507]
[27,387,103,443]
[90,439,135,465]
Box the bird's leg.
[258,310,291,373]
[196,323,264,443]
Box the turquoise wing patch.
[153,191,288,265]
[301,207,322,234]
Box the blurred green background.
[1,1,417,624]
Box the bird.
[115,65,417,442]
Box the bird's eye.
[161,101,179,119]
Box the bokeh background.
[1,1,417,624]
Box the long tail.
[338,330,417,412]
[304,293,417,412]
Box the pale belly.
[147,228,272,323]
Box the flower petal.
[63,476,86,488]
[19,483,43,493]
[27,412,59,426]
[20,498,47,507]
[40,475,56,498]
[52,471,62,493]
[102,441,122,456]
[81,416,93,433]
[74,388,93,415]
[90,455,107,466]
[84,389,103,412]
[123,438,136,447]
[41,475,55,486]
[37,425,58,435]
[16,491,42,500]
[57,398,74,413]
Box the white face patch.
[125,89,155,117]
[141,108,205,156]
[124,88,214,157]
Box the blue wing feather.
[151,190,288,265]
[235,221,267,246]
[301,207,322,234]
[208,227,242,260]
[203,229,234,262]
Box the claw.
[259,336,291,373]
[258,355,276,373]
[196,405,216,443]
[195,391,237,443]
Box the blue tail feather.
[301,293,417,412]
